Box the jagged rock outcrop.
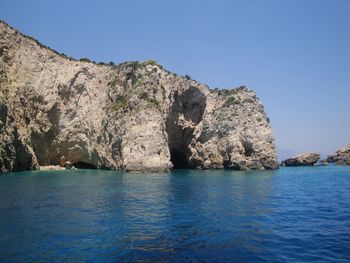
[0,101,39,172]
[282,152,320,167]
[0,20,278,173]
[327,145,350,165]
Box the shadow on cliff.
[166,86,206,169]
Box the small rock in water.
[282,152,320,166]
[64,161,72,170]
[327,144,350,165]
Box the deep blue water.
[0,167,350,262]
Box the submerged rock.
[282,152,320,166]
[327,145,350,165]
[0,20,278,173]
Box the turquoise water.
[0,167,350,262]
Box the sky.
[1,0,349,158]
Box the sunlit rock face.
[327,145,350,165]
[282,153,320,167]
[0,20,278,172]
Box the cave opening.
[223,160,241,170]
[242,140,254,157]
[170,149,190,169]
[166,86,207,169]
[73,161,97,169]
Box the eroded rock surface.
[0,20,278,172]
[282,152,320,167]
[0,101,39,172]
[327,145,350,165]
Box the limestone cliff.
[0,20,278,173]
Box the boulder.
[64,161,72,170]
[327,145,350,165]
[282,152,320,166]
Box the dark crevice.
[166,86,207,169]
[73,161,96,169]
[242,140,254,157]
[223,160,241,170]
[170,149,190,169]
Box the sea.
[0,166,349,262]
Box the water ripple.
[0,167,350,262]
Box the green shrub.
[224,96,238,107]
[222,86,247,95]
[145,60,163,69]
[108,78,118,87]
[134,79,144,87]
[242,97,255,104]
[145,60,157,66]
[138,92,148,100]
[137,92,159,108]
[145,98,160,110]
[128,61,140,69]
[147,98,159,107]
[184,74,192,80]
[79,57,91,62]
[113,95,127,111]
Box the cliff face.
[0,21,278,173]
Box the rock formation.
[282,152,320,167]
[327,145,350,165]
[0,20,278,173]
[0,101,39,172]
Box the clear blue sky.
[1,0,349,157]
